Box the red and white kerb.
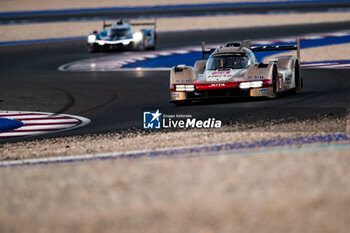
[0,111,90,139]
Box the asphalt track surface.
[1,22,350,143]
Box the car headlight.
[133,32,143,42]
[251,81,263,88]
[239,81,263,89]
[87,34,96,43]
[175,85,195,92]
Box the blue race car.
[87,19,157,53]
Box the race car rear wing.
[131,21,156,28]
[251,38,301,61]
[201,38,301,61]
[103,19,157,29]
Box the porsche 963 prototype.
[170,39,303,105]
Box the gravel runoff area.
[1,12,350,42]
[1,114,349,161]
[0,0,306,12]
[1,142,350,233]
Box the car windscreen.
[206,53,249,70]
[109,28,131,37]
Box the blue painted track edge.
[1,132,350,167]
[0,118,24,133]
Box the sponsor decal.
[259,89,269,94]
[208,71,231,78]
[248,75,264,79]
[285,74,292,84]
[210,83,226,87]
[172,93,180,98]
[143,110,222,129]
[176,80,191,83]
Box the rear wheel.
[292,61,300,94]
[269,66,278,99]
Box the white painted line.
[277,38,296,43]
[303,35,323,40]
[0,131,51,137]
[115,67,172,71]
[13,124,78,130]
[144,54,158,58]
[157,52,172,56]
[302,62,334,66]
[0,112,46,116]
[253,40,273,45]
[134,57,146,61]
[317,64,350,69]
[174,50,192,54]
[124,59,137,63]
[331,32,349,37]
[21,119,78,124]
[1,115,48,119]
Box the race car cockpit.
[206,53,250,70]
[109,28,132,38]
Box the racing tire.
[291,61,300,94]
[135,41,145,51]
[88,43,99,53]
[147,32,157,50]
[268,65,278,99]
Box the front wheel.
[147,32,157,50]
[134,42,145,51]
[134,35,146,51]
[87,43,99,53]
[292,61,300,94]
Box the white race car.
[87,19,156,53]
[170,39,303,105]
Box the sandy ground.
[1,113,348,161]
[0,145,350,233]
[1,12,350,42]
[0,0,306,12]
[264,42,350,62]
[0,131,324,160]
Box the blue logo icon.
[259,89,269,94]
[143,109,162,129]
